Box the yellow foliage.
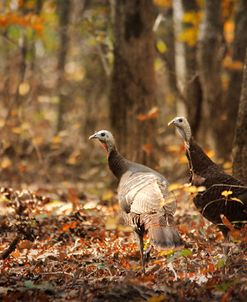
[147,295,166,302]
[223,161,232,171]
[12,122,30,134]
[179,154,188,164]
[222,75,229,91]
[12,127,22,134]
[21,122,31,130]
[223,56,244,71]
[105,216,118,230]
[185,185,205,194]
[179,28,198,47]
[66,151,79,165]
[183,12,201,26]
[224,20,234,43]
[154,58,163,71]
[179,11,201,47]
[1,156,12,169]
[52,135,62,144]
[153,0,171,8]
[65,62,85,82]
[158,249,175,257]
[101,190,114,201]
[221,190,233,197]
[166,93,175,106]
[205,150,215,159]
[19,82,30,96]
[117,224,132,232]
[166,144,181,153]
[32,136,44,146]
[196,0,204,7]
[67,157,77,165]
[156,40,167,54]
[168,183,183,192]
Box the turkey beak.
[89,133,98,140]
[168,119,175,126]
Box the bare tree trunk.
[173,0,186,116]
[109,0,158,167]
[181,0,202,138]
[232,50,247,183]
[56,0,71,133]
[223,0,247,157]
[158,7,183,114]
[198,0,225,157]
[29,0,43,73]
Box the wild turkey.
[89,130,182,272]
[168,116,247,239]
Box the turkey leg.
[134,231,145,273]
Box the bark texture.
[56,0,71,132]
[160,8,179,105]
[198,0,224,156]
[223,0,247,157]
[181,0,202,138]
[232,50,247,184]
[109,0,157,167]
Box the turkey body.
[89,130,182,273]
[187,139,247,237]
[109,149,182,248]
[169,116,247,238]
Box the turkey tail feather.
[142,214,183,247]
[148,225,182,247]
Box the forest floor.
[0,173,246,301]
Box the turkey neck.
[108,149,129,180]
[187,138,219,175]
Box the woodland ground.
[0,157,246,302]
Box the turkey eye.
[178,118,183,123]
[101,133,105,137]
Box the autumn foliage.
[0,0,247,301]
[0,13,43,33]
[0,182,246,301]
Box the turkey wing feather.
[118,171,171,214]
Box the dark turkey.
[89,130,182,272]
[169,116,247,238]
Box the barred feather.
[188,138,247,235]
[108,149,182,248]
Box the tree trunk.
[223,0,247,157]
[232,50,247,184]
[158,6,184,115]
[56,0,71,133]
[109,0,158,167]
[30,0,43,73]
[181,0,202,138]
[198,0,225,157]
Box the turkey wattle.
[89,130,182,272]
[168,116,247,239]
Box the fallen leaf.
[221,190,233,197]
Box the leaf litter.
[0,184,246,302]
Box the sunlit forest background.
[0,1,247,300]
[0,0,246,190]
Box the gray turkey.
[89,130,182,272]
[168,116,247,239]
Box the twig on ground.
[0,236,21,260]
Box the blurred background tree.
[232,49,247,184]
[109,0,157,166]
[0,0,246,187]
